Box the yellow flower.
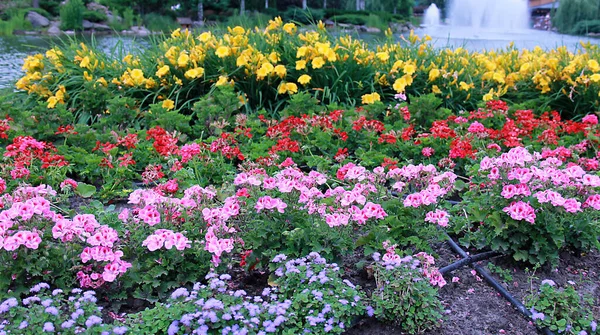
[296,46,308,58]
[296,60,307,70]
[47,96,58,109]
[403,63,416,75]
[361,92,381,105]
[230,26,245,35]
[156,65,170,78]
[237,55,249,67]
[274,65,287,78]
[483,88,494,102]
[216,75,230,86]
[590,73,600,83]
[393,77,407,93]
[185,67,205,79]
[216,46,231,58]
[162,99,175,110]
[177,52,189,68]
[171,28,181,38]
[312,57,325,69]
[198,31,212,42]
[83,71,93,81]
[96,77,107,87]
[283,23,297,34]
[429,68,440,81]
[588,60,600,72]
[376,52,389,62]
[432,85,442,94]
[459,81,472,91]
[123,54,133,64]
[268,52,279,63]
[80,56,90,69]
[278,82,298,94]
[298,74,311,85]
[130,69,145,86]
[256,62,274,79]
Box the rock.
[192,21,204,28]
[130,26,150,36]
[86,2,109,15]
[82,20,94,29]
[357,25,367,32]
[47,25,61,35]
[64,30,76,35]
[106,12,122,23]
[365,26,381,33]
[93,23,111,30]
[337,23,352,28]
[27,11,50,28]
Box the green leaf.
[75,183,97,198]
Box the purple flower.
[372,252,381,261]
[366,305,375,317]
[272,254,287,263]
[85,315,102,328]
[112,326,128,335]
[71,308,84,320]
[43,322,55,332]
[579,331,587,335]
[45,306,59,315]
[530,308,545,321]
[591,321,597,332]
[41,299,53,307]
[61,320,75,329]
[170,288,189,300]
[18,321,28,329]
[0,298,18,313]
[167,321,179,335]
[22,297,40,306]
[541,279,556,287]
[51,289,63,296]
[30,283,50,293]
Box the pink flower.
[138,205,161,226]
[583,194,600,210]
[468,121,485,133]
[22,231,41,249]
[255,196,287,213]
[452,276,460,283]
[142,234,165,251]
[502,201,536,224]
[3,235,21,251]
[582,114,598,125]
[422,147,434,157]
[325,213,350,227]
[118,209,130,222]
[425,209,450,227]
[60,178,78,190]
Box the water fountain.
[447,0,529,31]
[413,0,599,51]
[423,4,441,28]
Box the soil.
[344,242,600,335]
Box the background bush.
[83,9,107,23]
[60,0,84,31]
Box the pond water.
[0,29,599,89]
[0,35,149,89]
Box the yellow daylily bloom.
[162,99,175,110]
[298,74,311,85]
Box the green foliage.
[525,279,598,334]
[83,9,108,23]
[143,13,178,32]
[570,19,600,35]
[370,253,443,333]
[192,85,243,138]
[60,0,84,31]
[122,7,134,29]
[552,0,600,34]
[282,7,325,24]
[405,93,450,130]
[486,262,513,285]
[331,13,367,25]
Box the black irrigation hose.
[443,233,555,335]
[439,250,501,274]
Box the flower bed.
[0,21,599,335]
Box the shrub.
[552,0,600,34]
[525,280,598,334]
[282,7,325,24]
[143,13,178,32]
[331,14,367,25]
[82,10,107,23]
[0,284,120,334]
[570,19,600,35]
[455,146,600,265]
[370,246,444,333]
[59,0,84,31]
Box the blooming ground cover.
[0,19,599,334]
